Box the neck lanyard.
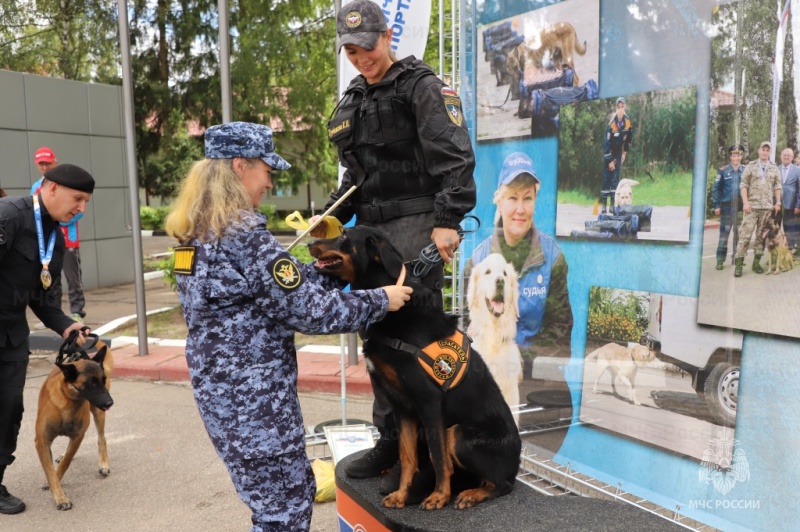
[32,194,56,289]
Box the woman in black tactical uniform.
[312,0,477,481]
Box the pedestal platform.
[335,451,685,531]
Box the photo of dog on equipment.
[761,210,794,275]
[475,0,599,142]
[555,86,696,243]
[309,226,521,510]
[35,333,114,510]
[580,287,744,467]
[466,253,523,424]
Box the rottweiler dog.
[761,210,794,275]
[310,226,521,511]
[35,337,114,510]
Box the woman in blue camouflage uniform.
[165,122,412,532]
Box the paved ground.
[697,223,800,338]
[4,357,372,531]
[556,203,691,243]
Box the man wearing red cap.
[31,147,87,322]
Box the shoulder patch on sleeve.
[269,254,303,291]
[442,87,463,126]
[173,246,197,275]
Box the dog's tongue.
[490,299,505,315]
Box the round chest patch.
[433,354,457,380]
[537,274,544,284]
[346,11,362,28]
[272,257,302,290]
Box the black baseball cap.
[336,0,388,53]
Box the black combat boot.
[345,432,398,478]
[599,197,607,214]
[734,257,744,277]
[752,253,764,274]
[0,485,26,515]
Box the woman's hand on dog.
[383,285,414,311]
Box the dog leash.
[56,328,99,364]
[409,215,481,279]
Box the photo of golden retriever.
[520,21,587,85]
[587,342,655,405]
[467,253,523,423]
[614,178,640,208]
[761,210,794,275]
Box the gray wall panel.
[92,188,132,240]
[4,72,132,289]
[0,130,32,189]
[88,84,123,137]
[95,238,135,287]
[0,71,26,129]
[26,133,92,186]
[25,76,89,134]
[90,136,126,187]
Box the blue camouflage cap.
[204,122,291,170]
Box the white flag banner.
[793,0,800,146]
[336,0,432,184]
[770,0,791,160]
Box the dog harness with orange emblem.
[370,330,473,392]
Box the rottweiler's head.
[309,226,405,289]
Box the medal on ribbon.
[33,194,57,290]
[41,267,52,289]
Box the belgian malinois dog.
[34,335,114,510]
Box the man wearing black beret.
[0,163,95,514]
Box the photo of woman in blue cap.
[465,151,573,357]
[164,121,412,531]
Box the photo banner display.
[458,1,800,530]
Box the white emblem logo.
[699,429,750,495]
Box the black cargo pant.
[360,212,445,435]
[0,342,30,485]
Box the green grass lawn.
[558,171,693,207]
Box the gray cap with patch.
[336,0,388,53]
[204,122,290,170]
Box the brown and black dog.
[310,226,521,511]
[35,337,114,510]
[761,210,794,275]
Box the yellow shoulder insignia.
[173,246,196,275]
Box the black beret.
[44,164,95,194]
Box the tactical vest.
[327,61,440,207]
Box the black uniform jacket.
[0,195,74,354]
[326,56,476,230]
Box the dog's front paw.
[382,491,407,509]
[454,489,484,509]
[99,467,110,476]
[56,500,73,511]
[420,490,450,510]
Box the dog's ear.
[92,345,108,366]
[366,235,405,279]
[466,262,480,311]
[506,263,520,320]
[57,362,79,383]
